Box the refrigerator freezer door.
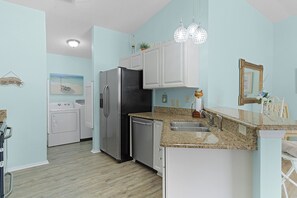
[106,68,121,160]
[121,70,152,114]
[99,72,107,152]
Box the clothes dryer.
[48,102,80,147]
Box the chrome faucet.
[201,110,214,126]
[216,114,223,131]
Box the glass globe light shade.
[187,22,198,38]
[174,21,188,43]
[192,26,208,44]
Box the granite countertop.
[206,107,297,130]
[129,112,255,150]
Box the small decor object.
[140,42,150,51]
[0,110,7,122]
[50,73,84,95]
[131,34,136,54]
[192,89,203,118]
[0,71,24,87]
[256,90,271,103]
[257,90,272,115]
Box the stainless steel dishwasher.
[132,117,153,168]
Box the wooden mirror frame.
[238,59,263,105]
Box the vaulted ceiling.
[5,0,171,58]
[5,0,297,58]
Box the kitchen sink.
[170,121,211,132]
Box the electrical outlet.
[238,124,247,136]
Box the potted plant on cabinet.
[140,42,150,51]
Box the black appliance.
[0,123,12,198]
[99,67,152,162]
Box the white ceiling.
[5,0,171,58]
[6,0,297,59]
[247,0,297,23]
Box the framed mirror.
[238,59,263,105]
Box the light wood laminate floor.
[7,141,162,198]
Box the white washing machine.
[75,100,92,139]
[48,102,80,147]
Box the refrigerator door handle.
[103,85,108,117]
[106,85,110,117]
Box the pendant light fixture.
[192,25,208,44]
[187,18,199,38]
[174,19,188,43]
[173,0,207,44]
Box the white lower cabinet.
[163,147,253,198]
[153,120,163,175]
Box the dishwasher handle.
[132,120,153,126]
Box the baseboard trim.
[7,160,49,172]
[91,149,101,154]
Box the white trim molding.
[7,160,49,172]
[91,149,101,154]
[257,130,286,138]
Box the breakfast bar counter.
[129,112,256,150]
[130,107,297,198]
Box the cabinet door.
[131,53,142,70]
[154,120,163,175]
[119,57,131,69]
[162,41,184,87]
[143,47,161,89]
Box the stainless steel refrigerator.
[99,67,152,162]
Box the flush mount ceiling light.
[67,39,80,48]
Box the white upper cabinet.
[143,46,161,89]
[130,53,142,70]
[143,40,199,89]
[119,56,131,69]
[162,41,184,87]
[119,53,142,70]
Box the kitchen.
[1,0,297,197]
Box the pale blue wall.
[134,0,274,112]
[273,17,297,120]
[134,0,209,109]
[0,1,47,169]
[47,53,92,103]
[207,0,274,111]
[92,26,130,151]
